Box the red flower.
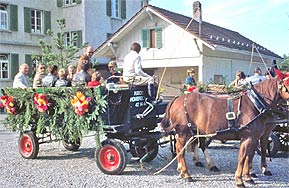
[34,93,49,113]
[0,95,17,114]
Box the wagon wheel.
[95,139,127,175]
[257,133,280,157]
[130,139,159,162]
[62,138,81,151]
[18,131,39,159]
[278,133,289,151]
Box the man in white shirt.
[123,42,154,85]
[123,42,156,101]
[13,63,30,88]
[245,67,266,85]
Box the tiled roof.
[150,5,282,59]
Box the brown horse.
[161,74,289,188]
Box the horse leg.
[235,139,250,188]
[175,137,193,182]
[243,150,256,185]
[192,141,205,167]
[197,138,219,172]
[260,134,272,176]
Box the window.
[106,0,126,19]
[141,28,163,49]
[111,0,120,18]
[64,31,82,48]
[0,54,9,79]
[64,0,77,6]
[24,7,50,34]
[0,4,8,30]
[31,9,43,33]
[214,75,225,84]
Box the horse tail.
[161,96,178,131]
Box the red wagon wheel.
[95,139,127,175]
[18,131,39,159]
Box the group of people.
[12,46,104,89]
[12,42,157,101]
[229,66,272,88]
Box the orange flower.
[0,95,17,114]
[71,91,91,116]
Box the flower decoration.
[0,95,17,114]
[34,93,49,113]
[187,86,197,92]
[71,91,91,116]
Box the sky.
[149,0,289,57]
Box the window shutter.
[76,30,82,47]
[25,54,33,77]
[76,0,82,4]
[141,29,150,48]
[106,0,112,17]
[24,7,31,33]
[11,54,19,79]
[155,28,163,49]
[9,4,18,31]
[120,0,126,19]
[57,0,63,7]
[44,11,51,34]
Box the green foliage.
[278,54,289,71]
[2,87,107,144]
[36,18,88,69]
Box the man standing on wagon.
[123,42,156,102]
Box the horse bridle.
[278,79,289,100]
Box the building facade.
[0,0,145,88]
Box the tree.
[35,18,88,69]
[278,54,289,71]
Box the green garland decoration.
[1,87,107,145]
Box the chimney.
[142,0,149,6]
[193,1,202,37]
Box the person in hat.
[245,67,266,85]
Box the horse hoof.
[195,161,205,167]
[184,177,194,182]
[210,166,220,172]
[250,173,257,178]
[236,183,246,188]
[245,179,255,185]
[263,171,272,176]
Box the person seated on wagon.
[72,55,91,86]
[77,46,94,75]
[229,70,246,88]
[123,42,156,102]
[33,63,46,88]
[107,60,122,84]
[13,63,30,89]
[55,68,70,87]
[183,68,197,93]
[245,67,266,85]
[41,65,58,87]
[67,64,76,82]
[88,71,103,88]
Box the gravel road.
[0,116,288,188]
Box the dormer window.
[141,28,163,49]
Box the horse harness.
[182,86,274,136]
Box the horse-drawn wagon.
[0,84,175,174]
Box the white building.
[94,2,283,96]
[0,0,145,88]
